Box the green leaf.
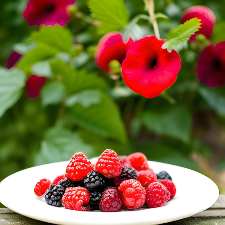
[50,59,108,95]
[13,42,36,55]
[72,91,127,143]
[17,45,58,74]
[77,129,129,156]
[88,0,129,34]
[28,25,72,53]
[66,90,101,107]
[162,18,201,53]
[17,25,72,74]
[41,80,66,106]
[0,67,26,117]
[35,127,94,165]
[31,61,53,78]
[142,106,191,143]
[199,87,225,115]
[155,13,169,20]
[120,23,143,42]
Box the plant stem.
[160,91,176,105]
[145,0,160,39]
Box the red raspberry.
[114,177,124,187]
[96,149,122,178]
[160,180,176,200]
[118,179,146,209]
[100,187,122,212]
[146,182,169,208]
[62,187,90,211]
[52,174,65,185]
[34,179,51,197]
[65,152,93,182]
[118,156,132,167]
[137,170,157,188]
[128,152,150,171]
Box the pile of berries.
[34,150,176,212]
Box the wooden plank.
[211,195,225,208]
[193,209,225,217]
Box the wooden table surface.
[1,195,225,225]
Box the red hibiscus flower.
[96,32,133,73]
[122,36,181,98]
[7,51,22,69]
[26,75,46,98]
[7,51,45,98]
[23,0,75,27]
[196,42,225,87]
[181,6,216,42]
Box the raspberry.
[96,149,122,178]
[137,170,157,188]
[84,170,108,190]
[146,182,169,208]
[62,187,90,211]
[138,161,150,171]
[156,171,172,181]
[52,175,65,185]
[65,152,93,182]
[59,178,75,189]
[45,185,65,207]
[100,187,122,212]
[160,180,176,200]
[34,179,51,197]
[118,167,138,180]
[119,156,132,167]
[118,179,146,209]
[114,177,124,187]
[128,152,150,171]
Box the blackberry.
[118,167,138,179]
[105,178,115,187]
[156,171,172,181]
[84,170,108,190]
[74,179,85,187]
[45,185,65,207]
[88,189,104,210]
[59,179,75,189]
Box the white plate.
[0,160,219,225]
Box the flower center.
[45,6,55,13]
[213,59,222,70]
[150,58,157,69]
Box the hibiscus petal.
[197,42,225,87]
[26,75,46,98]
[96,32,133,73]
[122,36,181,98]
[181,6,216,42]
[7,51,22,69]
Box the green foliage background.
[1,0,225,208]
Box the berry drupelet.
[118,167,138,180]
[45,185,65,207]
[156,171,172,181]
[84,170,108,190]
